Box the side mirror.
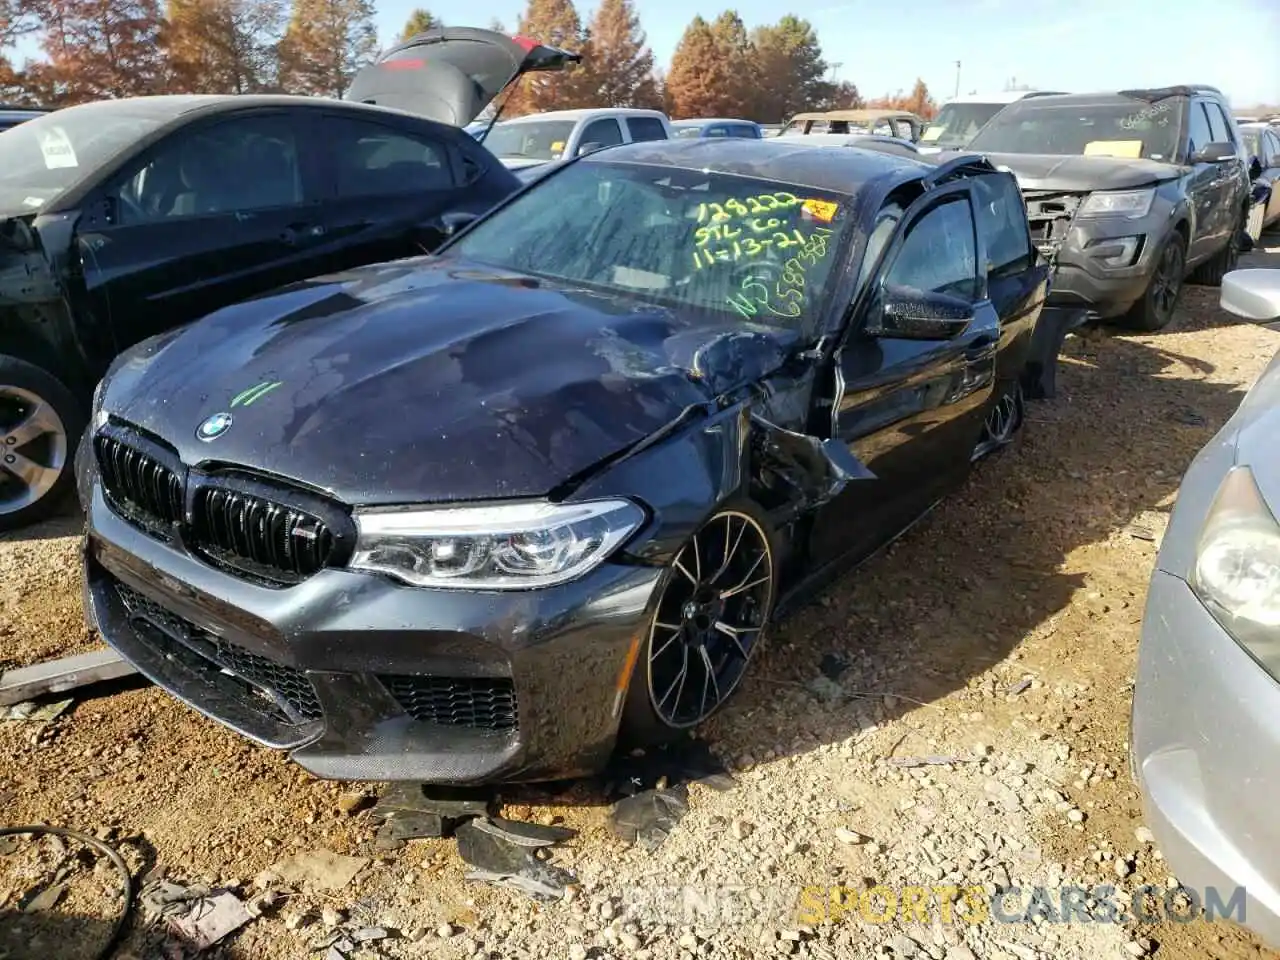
[441,211,479,237]
[1249,155,1264,180]
[1190,141,1238,164]
[865,285,974,340]
[1221,269,1280,323]
[577,141,606,156]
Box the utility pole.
[954,61,961,98]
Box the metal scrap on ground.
[0,648,137,706]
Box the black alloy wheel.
[631,506,777,736]
[972,381,1024,461]
[1124,232,1186,332]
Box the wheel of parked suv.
[1123,232,1186,332]
[620,501,779,745]
[0,356,84,533]
[1188,210,1245,288]
[973,380,1024,461]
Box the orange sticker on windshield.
[802,199,838,223]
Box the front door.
[77,110,328,353]
[809,184,999,568]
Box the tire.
[0,356,85,533]
[972,379,1024,461]
[1187,212,1245,287]
[1122,231,1186,332]
[618,499,780,748]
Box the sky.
[8,0,1280,107]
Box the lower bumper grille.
[381,675,518,731]
[115,581,323,725]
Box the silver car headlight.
[1077,188,1155,220]
[1189,465,1280,671]
[350,498,646,590]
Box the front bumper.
[82,478,663,784]
[1132,570,1280,948]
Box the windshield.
[968,98,1182,161]
[920,103,1006,147]
[449,160,852,330]
[0,103,172,213]
[480,120,578,161]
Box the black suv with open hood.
[0,27,575,532]
[956,87,1254,331]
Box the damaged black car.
[78,141,1049,785]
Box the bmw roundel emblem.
[197,412,233,441]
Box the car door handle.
[280,223,325,245]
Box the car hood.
[961,152,1183,191]
[344,27,580,127]
[101,257,800,506]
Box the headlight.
[350,498,646,590]
[1190,466,1280,672]
[1078,188,1155,220]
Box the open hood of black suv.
[345,27,581,127]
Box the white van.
[475,108,672,171]
[918,90,1066,154]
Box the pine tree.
[749,15,827,122]
[38,0,167,102]
[665,14,747,119]
[503,0,586,115]
[166,0,284,94]
[276,0,376,98]
[578,0,654,108]
[400,7,436,41]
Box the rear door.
[625,116,669,142]
[808,183,1000,567]
[303,110,477,272]
[76,109,326,351]
[577,117,624,156]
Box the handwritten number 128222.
[696,193,802,224]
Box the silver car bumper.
[1132,569,1280,948]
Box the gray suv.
[958,86,1253,331]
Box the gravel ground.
[2,276,1280,960]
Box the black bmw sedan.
[78,140,1050,785]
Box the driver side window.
[112,115,303,225]
[880,195,979,300]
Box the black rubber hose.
[0,825,134,960]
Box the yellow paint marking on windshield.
[920,125,944,142]
[1083,140,1143,159]
[551,141,565,152]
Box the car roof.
[579,137,931,195]
[501,107,668,123]
[19,93,461,126]
[942,90,1055,105]
[672,118,758,126]
[789,109,920,122]
[997,90,1193,110]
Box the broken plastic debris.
[1,699,73,722]
[167,891,253,950]
[262,850,369,892]
[1007,677,1033,696]
[885,755,981,768]
[369,783,496,850]
[22,882,66,913]
[455,818,576,901]
[469,815,576,847]
[608,787,690,851]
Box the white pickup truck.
[473,107,673,172]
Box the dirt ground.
[2,270,1280,960]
